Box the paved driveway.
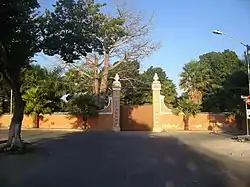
[1,130,250,187]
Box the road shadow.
[1,131,248,187]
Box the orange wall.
[160,113,237,131]
[0,114,113,130]
[0,110,237,131]
[120,105,153,131]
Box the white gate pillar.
[152,73,162,132]
[112,74,121,131]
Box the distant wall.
[0,73,239,132]
[0,110,237,131]
[160,113,237,131]
[0,114,113,130]
[119,104,237,131]
[120,105,153,131]
[0,97,114,130]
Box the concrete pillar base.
[152,126,163,132]
[112,126,121,132]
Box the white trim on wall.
[98,97,113,115]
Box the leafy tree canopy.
[140,66,177,107]
[40,0,105,62]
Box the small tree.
[173,97,201,131]
[22,87,53,128]
[67,94,98,129]
[21,65,61,128]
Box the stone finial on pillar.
[152,73,162,132]
[112,73,121,131]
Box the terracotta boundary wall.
[151,73,238,132]
[120,105,153,131]
[119,103,237,131]
[0,73,238,131]
[159,94,237,131]
[0,111,237,131]
[0,97,114,130]
[0,72,122,131]
[160,113,237,131]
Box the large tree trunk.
[99,52,109,94]
[2,69,24,150]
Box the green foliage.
[108,60,143,105]
[67,94,98,119]
[199,49,241,89]
[140,66,177,107]
[61,69,91,94]
[0,0,41,135]
[179,60,210,103]
[108,64,177,106]
[176,97,202,118]
[22,87,53,115]
[0,0,40,70]
[180,49,246,117]
[173,96,201,130]
[21,64,62,115]
[200,50,245,113]
[98,15,127,53]
[21,64,48,92]
[40,0,105,62]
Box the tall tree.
[200,50,242,112]
[179,60,210,104]
[40,0,111,109]
[59,2,160,95]
[98,4,160,94]
[40,0,104,62]
[140,66,177,107]
[0,0,40,150]
[107,60,144,105]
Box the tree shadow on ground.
[1,130,249,187]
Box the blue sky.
[37,0,250,94]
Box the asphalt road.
[1,130,250,187]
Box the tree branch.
[55,56,93,79]
[1,70,12,87]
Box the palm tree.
[179,60,210,104]
[21,65,62,128]
[173,96,201,131]
[22,87,53,128]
